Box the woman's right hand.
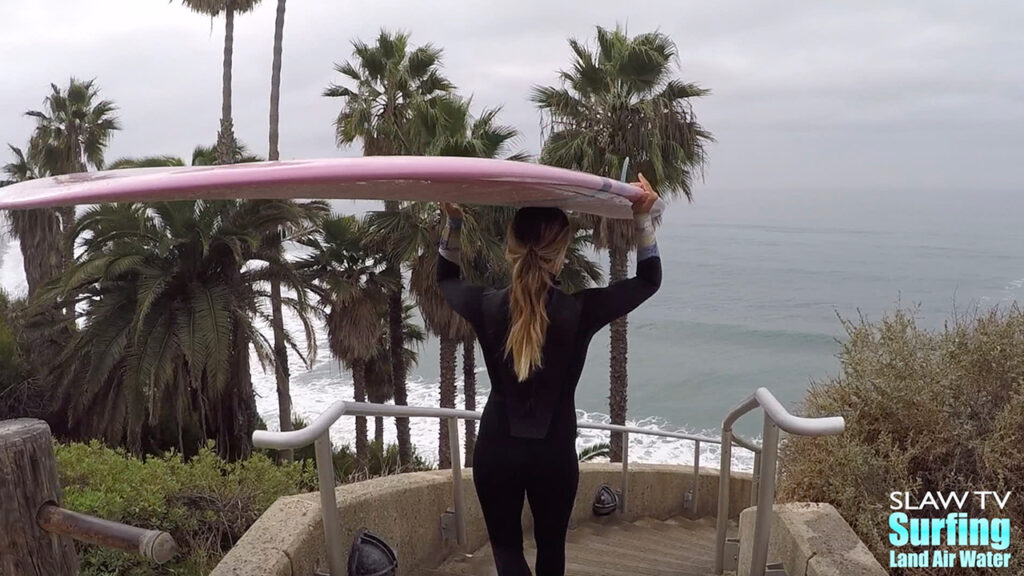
[629,172,658,215]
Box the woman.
[436,174,661,576]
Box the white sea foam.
[249,308,756,472]
[0,239,28,298]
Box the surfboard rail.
[0,156,665,219]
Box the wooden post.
[0,419,79,575]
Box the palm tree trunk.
[385,200,412,466]
[608,240,630,463]
[221,323,258,460]
[216,4,237,165]
[268,0,286,161]
[389,286,412,465]
[16,209,63,296]
[222,4,234,127]
[462,336,476,466]
[267,1,290,443]
[352,359,368,461]
[374,416,384,447]
[59,116,83,301]
[58,205,75,273]
[270,274,293,462]
[437,335,457,469]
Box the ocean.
[3,187,1023,471]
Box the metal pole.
[751,452,762,508]
[750,415,780,576]
[714,429,733,574]
[37,504,178,564]
[620,431,629,514]
[448,417,467,549]
[315,431,345,575]
[691,440,701,515]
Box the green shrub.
[0,290,22,384]
[56,413,434,574]
[0,290,27,417]
[57,441,317,576]
[779,306,1024,575]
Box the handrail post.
[714,429,733,574]
[315,431,345,575]
[620,431,629,514]
[691,439,701,515]
[750,414,780,576]
[447,417,467,549]
[751,452,762,507]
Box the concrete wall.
[737,503,886,576]
[212,462,752,576]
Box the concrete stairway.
[423,515,732,576]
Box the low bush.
[779,305,1024,575]
[57,434,433,575]
[57,441,317,575]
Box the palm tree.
[447,204,514,466]
[107,148,319,464]
[365,305,425,449]
[191,142,263,165]
[533,25,712,461]
[409,94,530,161]
[406,206,473,469]
[179,0,263,165]
[2,144,62,296]
[108,142,261,169]
[107,156,186,169]
[363,351,393,447]
[18,78,120,293]
[268,0,287,162]
[35,199,311,459]
[2,144,72,387]
[26,78,120,176]
[299,215,394,461]
[324,29,454,156]
[324,29,454,466]
[402,96,527,468]
[460,335,477,465]
[107,141,260,168]
[266,0,294,467]
[254,200,327,463]
[410,96,604,464]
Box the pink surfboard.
[0,156,664,219]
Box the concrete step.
[561,533,709,570]
[595,520,717,552]
[441,540,706,576]
[432,516,719,576]
[633,516,720,538]
[572,523,715,558]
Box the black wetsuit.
[437,215,661,576]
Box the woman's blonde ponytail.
[504,210,572,381]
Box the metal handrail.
[253,399,755,575]
[713,387,845,576]
[252,401,727,449]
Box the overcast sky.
[2,1,1022,194]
